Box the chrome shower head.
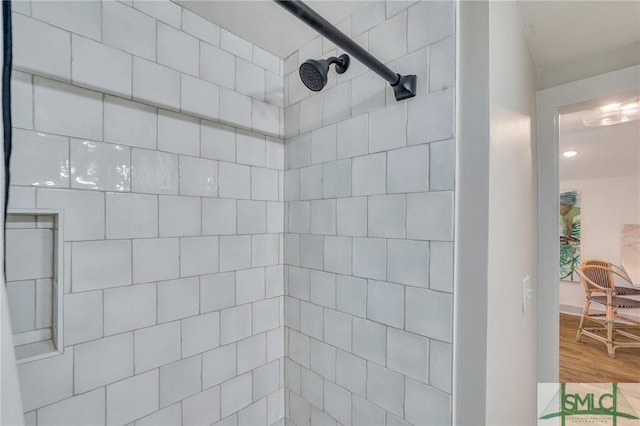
[299,54,350,92]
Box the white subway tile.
[157,277,200,323]
[201,43,236,90]
[310,270,335,309]
[336,275,366,318]
[219,87,252,129]
[352,317,386,365]
[267,327,284,361]
[160,356,202,407]
[430,35,455,91]
[289,392,311,426]
[369,103,406,153]
[239,402,267,426]
[407,1,454,51]
[252,99,280,136]
[336,350,366,397]
[183,10,221,46]
[253,46,280,74]
[70,139,130,192]
[103,1,156,60]
[312,406,335,426]
[220,235,252,272]
[237,58,265,101]
[284,169,300,202]
[32,1,100,39]
[408,88,454,145]
[104,283,156,335]
[13,14,70,81]
[220,373,253,418]
[311,199,335,235]
[368,195,406,238]
[202,121,236,162]
[251,167,279,201]
[387,145,429,193]
[202,198,237,235]
[369,11,406,63]
[159,195,201,237]
[106,371,159,426]
[237,130,266,167]
[201,272,236,313]
[324,236,352,276]
[75,333,134,393]
[352,238,386,280]
[254,361,280,401]
[34,78,102,140]
[299,95,322,134]
[289,133,312,169]
[104,96,157,149]
[288,201,310,234]
[158,110,200,157]
[311,124,337,164]
[406,287,452,342]
[133,57,181,110]
[386,47,429,103]
[252,234,279,267]
[405,379,451,425]
[387,328,429,382]
[289,330,310,368]
[18,348,73,412]
[351,1,385,36]
[300,368,323,409]
[285,296,301,330]
[352,71,386,117]
[284,104,300,139]
[323,381,350,426]
[430,340,452,393]
[8,187,35,209]
[72,35,132,97]
[236,268,265,305]
[72,240,131,291]
[430,139,455,191]
[237,200,266,234]
[134,322,181,373]
[37,388,104,426]
[6,281,34,333]
[387,239,429,287]
[300,301,323,340]
[406,191,454,241]
[181,236,219,277]
[203,344,237,388]
[299,165,323,201]
[219,162,251,199]
[181,74,220,120]
[387,413,411,426]
[352,395,385,426]
[37,189,104,241]
[64,291,102,346]
[157,23,199,75]
[132,238,180,283]
[131,149,179,195]
[266,72,284,108]
[367,363,404,417]
[367,280,404,328]
[322,82,350,125]
[352,153,385,196]
[430,241,454,293]
[183,386,221,426]
[323,159,351,198]
[266,265,284,298]
[33,279,51,327]
[324,309,351,352]
[336,197,366,237]
[180,156,218,197]
[220,304,252,344]
[11,71,33,129]
[11,129,69,188]
[299,234,323,270]
[136,404,181,426]
[253,298,280,334]
[337,115,368,160]
[309,339,335,381]
[220,29,252,61]
[106,193,158,239]
[134,0,181,27]
[238,333,266,373]
[266,137,284,170]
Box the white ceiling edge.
[175,0,372,58]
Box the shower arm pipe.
[274,0,417,101]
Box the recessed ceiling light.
[562,151,578,158]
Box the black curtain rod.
[274,0,417,101]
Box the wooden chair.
[576,262,640,358]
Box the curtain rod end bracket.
[392,74,417,101]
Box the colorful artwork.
[621,224,640,284]
[560,191,581,281]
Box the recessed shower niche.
[5,210,63,362]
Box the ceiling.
[175,0,370,58]
[559,109,640,181]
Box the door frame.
[536,65,640,382]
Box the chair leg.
[606,303,616,358]
[576,299,590,342]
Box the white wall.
[8,2,285,425]
[560,176,640,312]
[283,1,456,425]
[486,2,537,425]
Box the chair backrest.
[579,262,615,293]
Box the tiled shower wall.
[9,1,285,425]
[282,1,456,425]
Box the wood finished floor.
[560,313,640,383]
